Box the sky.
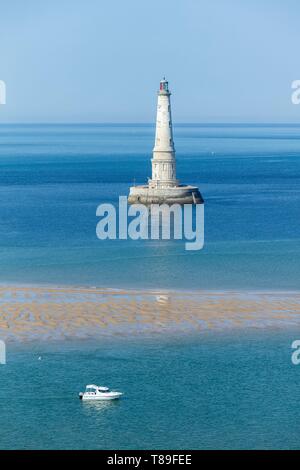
[0,0,300,123]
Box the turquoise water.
[1,124,300,450]
[0,123,300,289]
[0,330,299,450]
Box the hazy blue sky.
[0,0,299,122]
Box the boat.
[79,384,123,401]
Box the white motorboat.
[79,384,123,401]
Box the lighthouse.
[128,79,203,205]
[149,78,177,189]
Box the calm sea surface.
[1,124,300,449]
[0,330,299,450]
[0,123,300,289]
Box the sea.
[0,123,300,290]
[0,123,300,449]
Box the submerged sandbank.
[0,285,299,342]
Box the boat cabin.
[85,385,110,394]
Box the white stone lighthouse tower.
[128,79,203,205]
[149,78,178,189]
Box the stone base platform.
[128,184,204,205]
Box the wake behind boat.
[79,384,123,401]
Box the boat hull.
[79,392,122,401]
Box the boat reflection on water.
[80,398,122,421]
[82,399,120,411]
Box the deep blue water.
[0,123,300,289]
[1,330,300,450]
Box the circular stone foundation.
[128,185,204,205]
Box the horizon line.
[0,121,300,126]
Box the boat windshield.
[86,387,96,393]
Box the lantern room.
[159,78,169,93]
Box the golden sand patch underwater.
[0,285,299,342]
